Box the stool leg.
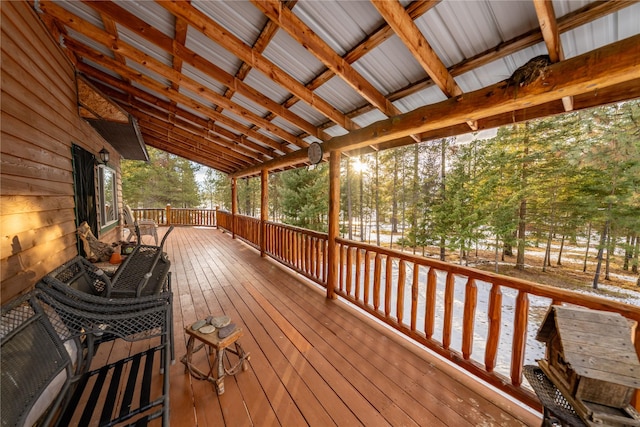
[183,337,195,374]
[215,348,225,395]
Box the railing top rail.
[336,237,640,322]
[266,221,328,240]
[235,214,260,221]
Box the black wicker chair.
[1,286,172,427]
[46,255,112,296]
[1,292,74,427]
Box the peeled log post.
[462,278,478,360]
[425,267,437,339]
[326,150,340,299]
[385,255,393,317]
[397,260,406,325]
[373,252,382,311]
[443,272,455,350]
[411,265,420,331]
[346,246,353,296]
[511,291,529,386]
[364,250,371,306]
[485,284,502,372]
[355,248,362,301]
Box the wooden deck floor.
[149,226,541,426]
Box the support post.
[166,204,171,226]
[327,150,341,300]
[260,169,268,257]
[231,177,237,239]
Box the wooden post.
[634,327,640,410]
[260,169,268,257]
[166,204,171,226]
[231,177,237,239]
[327,150,340,300]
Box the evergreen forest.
[123,101,640,288]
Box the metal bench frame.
[1,284,172,426]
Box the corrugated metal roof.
[34,0,640,175]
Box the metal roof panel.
[192,0,268,46]
[262,30,326,85]
[185,26,244,77]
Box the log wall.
[1,1,121,300]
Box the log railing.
[132,206,216,227]
[264,222,328,285]
[334,237,640,408]
[131,207,166,224]
[233,214,261,250]
[216,210,232,232]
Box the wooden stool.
[181,324,250,395]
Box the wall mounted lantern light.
[99,147,110,164]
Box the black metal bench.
[1,283,172,426]
[109,225,173,298]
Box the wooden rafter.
[252,0,399,119]
[533,0,573,111]
[67,40,292,155]
[221,1,298,129]
[69,0,325,142]
[371,0,477,131]
[157,0,358,132]
[86,73,276,160]
[40,1,310,148]
[233,34,640,177]
[29,0,637,176]
[340,0,630,138]
[135,113,258,166]
[275,1,439,136]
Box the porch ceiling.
[33,0,640,176]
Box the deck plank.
[105,226,541,426]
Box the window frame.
[97,164,119,231]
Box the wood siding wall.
[1,1,122,300]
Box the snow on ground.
[344,255,639,384]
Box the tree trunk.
[391,152,398,235]
[412,145,419,254]
[515,136,529,271]
[605,232,613,281]
[440,139,446,261]
[557,234,565,266]
[583,222,592,272]
[543,226,553,272]
[400,151,406,250]
[633,234,639,274]
[516,199,527,270]
[593,215,610,289]
[359,155,364,242]
[347,161,353,240]
[623,233,632,270]
[495,234,500,273]
[375,151,380,247]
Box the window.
[98,164,118,230]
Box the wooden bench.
[1,280,172,426]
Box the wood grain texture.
[1,1,122,299]
[155,226,539,426]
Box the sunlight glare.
[351,158,367,173]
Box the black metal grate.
[1,296,71,427]
[524,365,586,426]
